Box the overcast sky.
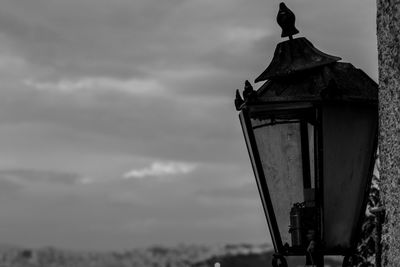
[0,0,377,250]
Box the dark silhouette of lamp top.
[255,2,341,83]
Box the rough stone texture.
[376,1,400,266]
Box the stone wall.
[376,1,400,266]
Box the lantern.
[235,3,378,266]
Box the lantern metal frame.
[239,100,378,257]
[234,3,379,265]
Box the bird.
[277,2,299,39]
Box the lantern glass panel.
[251,117,316,247]
[322,104,377,250]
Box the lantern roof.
[256,62,378,103]
[255,2,341,82]
[234,2,378,111]
[254,37,341,82]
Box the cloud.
[77,176,96,185]
[223,26,271,53]
[0,169,85,186]
[24,77,165,96]
[0,178,23,197]
[123,161,197,179]
[0,0,378,250]
[196,182,259,202]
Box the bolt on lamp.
[235,3,378,266]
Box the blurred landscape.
[0,243,342,267]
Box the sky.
[0,0,378,251]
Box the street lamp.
[235,3,378,267]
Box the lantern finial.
[277,2,299,39]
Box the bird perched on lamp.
[277,2,299,39]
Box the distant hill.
[0,243,342,267]
[193,250,342,267]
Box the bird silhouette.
[277,2,299,39]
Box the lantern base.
[306,252,324,267]
[272,253,288,267]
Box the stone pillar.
[376,1,400,266]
